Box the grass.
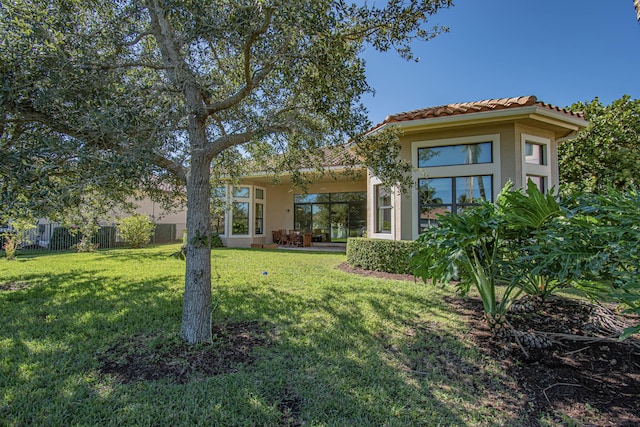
[1,245,522,426]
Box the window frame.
[374,184,392,234]
[521,134,551,193]
[417,141,493,168]
[411,134,501,239]
[417,175,494,231]
[254,201,264,236]
[221,184,267,238]
[231,201,250,235]
[369,176,396,240]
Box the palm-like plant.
[410,193,518,334]
[411,181,569,334]
[497,180,567,302]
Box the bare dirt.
[98,321,271,385]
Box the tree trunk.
[181,129,213,344]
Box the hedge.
[346,237,419,275]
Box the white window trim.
[254,186,266,236]
[227,184,267,238]
[521,134,551,192]
[369,176,396,240]
[211,187,229,237]
[411,134,501,240]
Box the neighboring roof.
[368,96,585,133]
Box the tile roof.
[369,96,584,132]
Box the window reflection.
[232,202,249,234]
[294,192,366,242]
[418,175,493,232]
[525,142,546,165]
[418,142,492,168]
[375,185,392,233]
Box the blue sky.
[361,0,640,124]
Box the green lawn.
[1,245,522,426]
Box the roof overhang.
[368,105,588,140]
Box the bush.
[346,238,418,274]
[210,233,224,248]
[117,215,156,248]
[2,233,16,260]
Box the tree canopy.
[1,0,453,343]
[560,95,640,193]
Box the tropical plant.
[497,180,568,301]
[410,195,519,335]
[517,188,640,338]
[411,181,585,334]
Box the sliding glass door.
[294,192,366,242]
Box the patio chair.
[290,232,303,247]
[278,229,289,246]
[272,230,281,244]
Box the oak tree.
[1,0,452,343]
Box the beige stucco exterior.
[368,105,587,241]
[128,98,587,248]
[221,173,366,247]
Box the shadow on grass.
[207,282,522,425]
[1,252,523,425]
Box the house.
[208,96,586,248]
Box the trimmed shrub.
[210,233,224,248]
[346,237,418,274]
[117,215,156,248]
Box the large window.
[375,185,392,234]
[210,185,266,237]
[232,202,249,235]
[418,175,493,230]
[412,135,500,238]
[418,142,492,167]
[294,192,366,242]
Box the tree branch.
[120,31,154,47]
[147,0,207,122]
[148,153,188,183]
[205,8,279,115]
[84,61,168,71]
[204,121,292,160]
[10,103,188,184]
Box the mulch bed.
[97,321,272,385]
[339,262,640,426]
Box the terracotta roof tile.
[369,96,584,133]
